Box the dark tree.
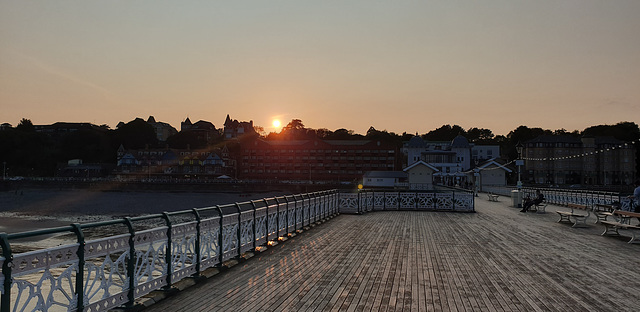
[166,131,207,149]
[58,129,113,163]
[423,124,466,141]
[466,127,495,143]
[15,118,35,132]
[111,118,158,149]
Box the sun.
[272,119,281,128]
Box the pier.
[142,196,638,311]
[1,190,638,311]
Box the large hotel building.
[238,138,399,181]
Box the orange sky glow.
[1,1,639,136]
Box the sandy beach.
[0,188,290,235]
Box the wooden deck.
[140,197,640,311]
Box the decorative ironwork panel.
[83,233,131,311]
[417,193,435,210]
[221,213,239,261]
[267,209,278,240]
[454,193,475,212]
[399,193,416,209]
[170,222,198,284]
[200,217,221,269]
[133,227,169,299]
[435,193,454,211]
[10,244,80,312]
[295,200,304,228]
[303,198,311,226]
[278,205,288,236]
[287,202,296,232]
[239,211,255,253]
[339,193,359,214]
[364,193,374,212]
[373,193,385,210]
[254,207,268,246]
[385,192,399,210]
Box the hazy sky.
[1,1,639,136]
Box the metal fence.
[483,186,633,210]
[338,190,475,214]
[0,190,339,312]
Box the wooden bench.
[487,194,499,202]
[556,203,591,227]
[600,210,640,244]
[529,201,548,213]
[593,203,616,224]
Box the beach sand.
[0,188,290,235]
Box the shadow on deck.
[139,198,640,312]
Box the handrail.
[0,189,340,312]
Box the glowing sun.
[272,119,281,128]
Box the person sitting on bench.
[521,190,544,213]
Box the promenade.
[141,197,640,312]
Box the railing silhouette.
[0,190,339,312]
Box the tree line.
[1,117,638,177]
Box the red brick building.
[238,138,399,181]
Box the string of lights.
[521,139,638,162]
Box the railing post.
[0,233,13,312]
[216,206,224,265]
[124,218,136,308]
[383,191,386,211]
[452,191,456,211]
[284,197,291,234]
[263,199,270,240]
[275,198,281,237]
[250,201,257,250]
[161,212,173,289]
[192,208,202,277]
[70,224,85,312]
[235,203,242,256]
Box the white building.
[363,171,407,188]
[403,161,439,190]
[472,159,512,191]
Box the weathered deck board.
[141,199,640,312]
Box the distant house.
[223,114,257,140]
[146,116,177,141]
[403,161,439,190]
[181,118,220,143]
[473,159,512,191]
[363,171,407,189]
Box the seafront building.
[402,135,501,186]
[237,137,399,182]
[523,135,636,186]
[114,145,231,179]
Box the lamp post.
[516,142,524,190]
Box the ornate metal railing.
[0,190,339,312]
[482,186,632,210]
[338,190,475,214]
[519,187,633,210]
